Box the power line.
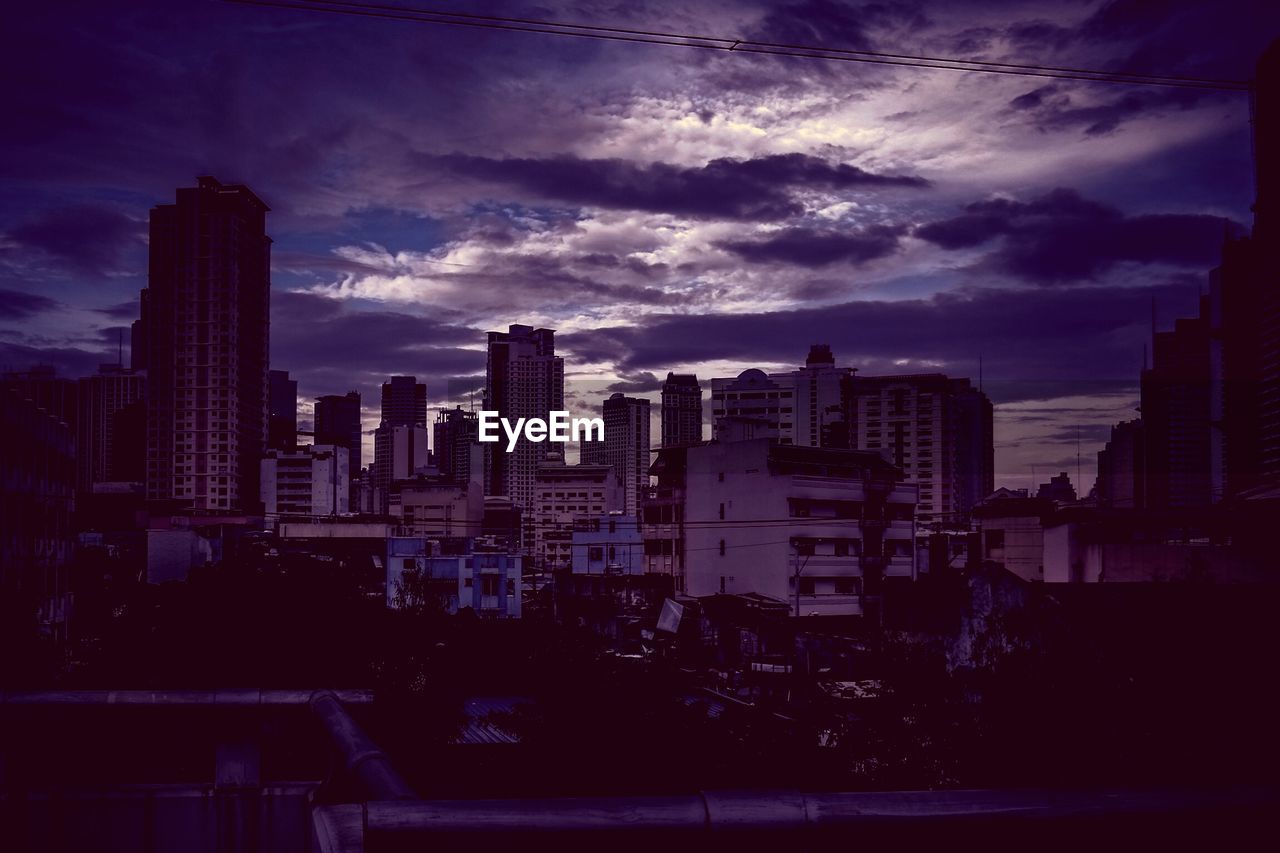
[224,0,1251,92]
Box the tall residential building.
[433,406,482,485]
[380,375,426,428]
[709,345,853,447]
[483,325,565,524]
[1141,296,1213,508]
[603,392,651,517]
[842,374,994,526]
[141,176,271,512]
[260,444,349,517]
[315,391,362,502]
[268,369,298,451]
[661,373,702,447]
[76,364,146,489]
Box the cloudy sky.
[2,0,1275,489]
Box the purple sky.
[2,0,1275,490]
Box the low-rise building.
[531,452,621,571]
[386,536,522,618]
[652,438,916,618]
[571,513,644,575]
[260,444,350,517]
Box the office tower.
[268,369,298,451]
[76,364,146,489]
[315,391,363,501]
[259,444,349,517]
[483,325,564,524]
[1141,296,1213,508]
[661,373,702,447]
[141,176,271,512]
[131,290,149,371]
[433,406,482,485]
[843,373,994,526]
[709,345,852,446]
[603,392,651,517]
[380,375,427,428]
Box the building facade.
[843,373,994,526]
[433,406,482,485]
[142,176,271,512]
[260,444,350,517]
[531,453,622,571]
[314,391,362,504]
[661,373,702,447]
[709,345,852,447]
[602,392,650,518]
[658,438,917,618]
[483,325,565,525]
[267,369,297,452]
[76,364,146,490]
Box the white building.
[389,475,483,538]
[387,537,522,618]
[667,438,917,618]
[571,513,645,575]
[371,424,429,513]
[260,444,350,517]
[709,345,851,447]
[531,452,622,570]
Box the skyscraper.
[603,392,651,518]
[77,364,146,489]
[268,369,298,452]
[661,373,702,447]
[380,375,427,428]
[315,391,363,502]
[843,373,994,525]
[483,325,564,523]
[141,176,271,512]
[433,406,482,485]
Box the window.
[481,575,500,597]
[834,578,858,596]
[719,539,726,556]
[798,577,816,596]
[719,503,725,520]
[985,529,1005,556]
[589,546,604,561]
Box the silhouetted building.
[0,366,77,431]
[380,375,426,428]
[433,406,482,485]
[661,373,702,447]
[483,325,564,525]
[141,176,271,512]
[76,364,146,490]
[315,391,362,504]
[1141,296,1213,508]
[1212,41,1280,498]
[1096,419,1145,509]
[268,369,298,451]
[603,392,650,518]
[1,387,76,647]
[843,373,994,525]
[1036,471,1078,504]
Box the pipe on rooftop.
[309,689,416,802]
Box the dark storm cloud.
[95,300,140,320]
[0,289,60,320]
[749,0,930,48]
[915,188,1234,283]
[425,153,927,221]
[1008,83,1206,136]
[606,371,664,394]
[6,205,144,274]
[560,280,1200,401]
[269,291,486,399]
[717,224,906,267]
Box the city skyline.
[2,1,1278,491]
